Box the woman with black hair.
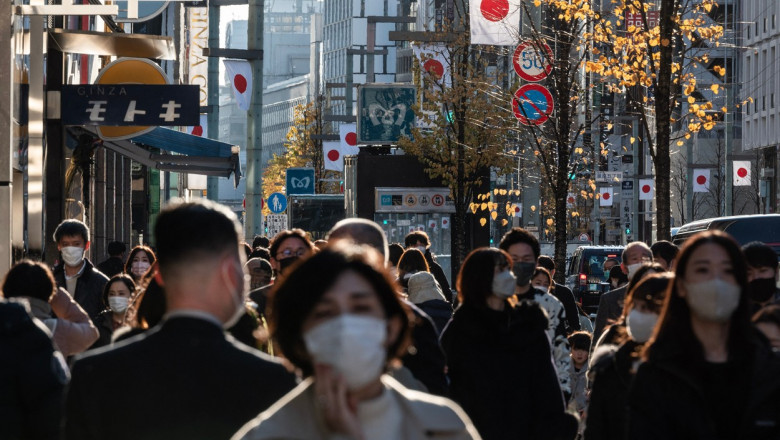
[628,230,780,439]
[440,247,576,440]
[90,273,136,348]
[234,243,479,440]
[123,245,156,283]
[584,273,671,440]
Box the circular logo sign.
[512,84,554,126]
[431,194,445,207]
[513,41,553,82]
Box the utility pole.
[0,3,13,276]
[207,4,220,201]
[245,0,264,239]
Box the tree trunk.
[654,0,676,241]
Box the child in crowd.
[568,331,592,436]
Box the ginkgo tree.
[569,0,726,240]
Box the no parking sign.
[512,84,554,126]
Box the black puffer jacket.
[628,336,780,440]
[53,259,109,319]
[0,300,69,440]
[441,300,577,440]
[584,340,640,440]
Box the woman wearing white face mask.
[585,273,670,440]
[123,245,156,283]
[90,273,136,349]
[628,231,780,440]
[234,243,480,440]
[440,248,577,440]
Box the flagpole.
[245,0,264,240]
[207,3,220,202]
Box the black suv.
[566,246,624,315]
[672,214,780,259]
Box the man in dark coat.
[0,298,68,440]
[51,219,109,319]
[64,199,297,440]
[96,240,127,278]
[593,242,652,342]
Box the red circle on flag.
[696,175,707,185]
[567,196,575,204]
[480,0,509,22]
[603,192,611,200]
[192,126,203,136]
[327,149,340,161]
[345,132,357,146]
[423,59,444,79]
[642,184,651,193]
[514,206,521,213]
[737,167,748,178]
[234,74,247,93]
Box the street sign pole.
[244,0,264,240]
[206,4,220,202]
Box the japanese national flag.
[441,216,450,229]
[566,193,576,208]
[693,169,710,192]
[639,179,654,200]
[428,219,437,229]
[413,44,451,87]
[512,203,522,217]
[339,123,359,151]
[187,114,208,137]
[470,0,521,46]
[323,141,358,172]
[223,59,252,111]
[733,161,751,186]
[599,187,614,206]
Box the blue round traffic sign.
[512,84,554,126]
[267,192,288,214]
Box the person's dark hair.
[532,267,552,286]
[457,247,512,307]
[246,257,273,273]
[2,260,56,301]
[123,245,157,276]
[743,241,779,271]
[622,273,673,319]
[328,219,389,259]
[650,240,679,265]
[604,257,620,268]
[269,243,412,376]
[107,241,127,257]
[102,273,137,309]
[404,231,430,248]
[53,219,90,244]
[537,255,555,272]
[568,331,592,351]
[624,263,666,299]
[498,227,541,259]
[240,242,253,259]
[154,199,241,278]
[643,231,754,363]
[268,229,313,261]
[252,235,270,249]
[126,262,166,329]
[397,248,430,285]
[752,304,780,326]
[609,265,628,285]
[388,243,404,267]
[250,247,271,261]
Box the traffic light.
[625,223,631,235]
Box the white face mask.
[304,314,387,390]
[223,262,247,329]
[626,309,658,343]
[684,278,741,323]
[61,246,85,267]
[108,296,130,314]
[626,262,644,281]
[131,261,151,278]
[532,284,549,292]
[492,270,517,298]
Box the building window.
[774,14,777,29]
[772,93,775,108]
[763,96,766,111]
[764,17,768,33]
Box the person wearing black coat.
[53,259,109,320]
[628,231,780,440]
[64,199,297,440]
[441,247,576,440]
[0,299,68,440]
[585,340,639,440]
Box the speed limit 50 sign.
[512,41,554,82]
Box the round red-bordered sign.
[513,41,553,82]
[512,84,554,126]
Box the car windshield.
[583,252,621,279]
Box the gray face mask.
[684,278,741,323]
[492,270,517,298]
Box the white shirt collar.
[64,261,87,280]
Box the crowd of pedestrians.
[2,197,780,440]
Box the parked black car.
[566,245,624,315]
[672,214,780,259]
